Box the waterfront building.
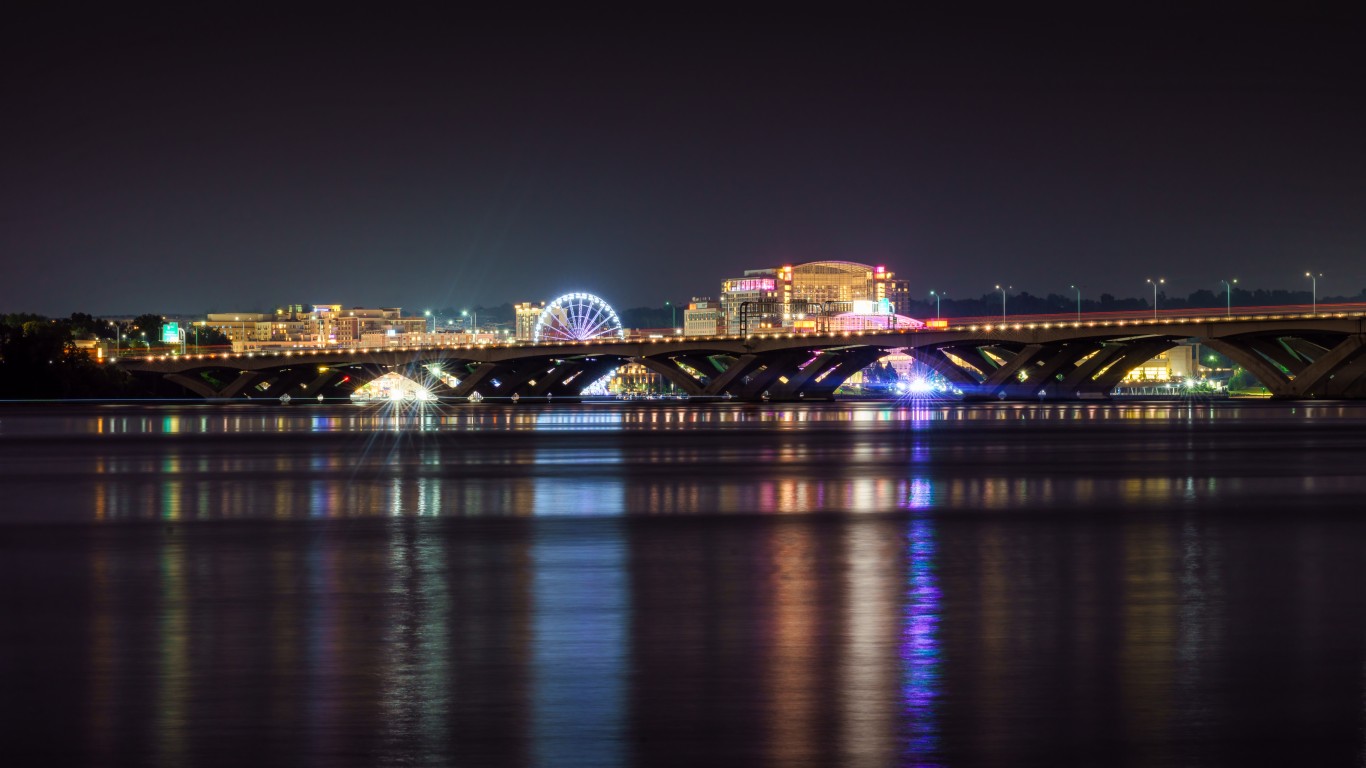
[205,305,426,351]
[683,298,724,337]
[203,312,274,344]
[515,301,546,341]
[718,271,784,334]
[1122,343,1198,384]
[718,260,907,334]
[609,361,674,395]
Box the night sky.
[4,7,1365,316]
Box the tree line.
[0,312,227,399]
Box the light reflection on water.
[6,402,1366,764]
[0,400,1362,523]
[901,517,942,766]
[9,399,1366,439]
[532,524,628,767]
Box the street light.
[1146,278,1165,319]
[930,290,945,319]
[423,309,434,334]
[665,301,675,331]
[1069,284,1081,322]
[461,309,477,333]
[994,284,1010,321]
[1220,278,1238,317]
[110,321,122,356]
[1306,272,1321,315]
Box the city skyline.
[4,8,1365,315]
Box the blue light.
[900,517,942,764]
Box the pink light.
[875,265,885,273]
[731,278,776,292]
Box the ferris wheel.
[533,292,626,343]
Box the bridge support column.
[452,362,501,398]
[702,354,765,398]
[1088,341,1180,394]
[634,357,706,396]
[729,350,816,400]
[221,371,263,399]
[163,373,221,399]
[1211,334,1366,398]
[974,344,1047,398]
[1202,339,1296,397]
[1056,344,1127,397]
[299,368,341,398]
[524,363,578,396]
[796,347,889,399]
[904,346,983,388]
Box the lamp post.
[930,290,945,319]
[424,309,434,334]
[665,301,675,331]
[461,309,477,333]
[1306,272,1321,315]
[1069,284,1081,322]
[1146,278,1164,319]
[111,321,121,356]
[1220,278,1238,317]
[994,285,1010,321]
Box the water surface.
[3,400,1366,766]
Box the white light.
[907,377,935,395]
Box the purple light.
[900,517,942,765]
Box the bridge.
[115,306,1366,401]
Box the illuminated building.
[827,307,923,331]
[609,361,675,395]
[1121,344,1198,383]
[719,260,906,333]
[316,306,426,346]
[718,272,783,333]
[204,305,425,351]
[683,298,724,336]
[514,301,546,341]
[203,313,273,344]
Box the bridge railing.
[941,302,1366,328]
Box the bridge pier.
[1206,332,1366,398]
[633,357,707,396]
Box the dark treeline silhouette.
[904,287,1366,320]
[434,303,514,329]
[0,311,233,398]
[0,313,135,398]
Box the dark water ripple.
[3,400,1366,767]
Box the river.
[3,399,1366,766]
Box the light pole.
[665,301,675,331]
[1069,285,1081,322]
[111,321,121,356]
[424,309,434,334]
[462,309,477,333]
[1220,278,1238,317]
[1146,278,1164,319]
[1306,272,1321,315]
[930,290,945,319]
[994,284,1010,321]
